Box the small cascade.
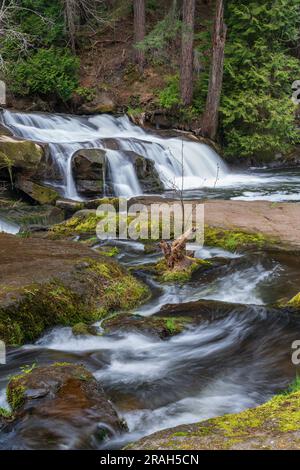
[0,110,228,200]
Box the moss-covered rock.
[154,258,211,283]
[16,176,60,205]
[0,136,43,171]
[4,363,127,449]
[287,292,300,309]
[0,202,64,231]
[204,226,272,252]
[127,389,300,450]
[103,313,191,339]
[0,234,149,345]
[72,322,99,336]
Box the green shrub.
[9,48,80,101]
[158,75,180,109]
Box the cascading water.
[0,109,227,200]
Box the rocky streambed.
[1,223,300,450]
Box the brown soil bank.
[0,234,149,345]
[126,390,300,450]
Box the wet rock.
[103,313,191,339]
[56,198,85,216]
[0,136,43,171]
[0,202,64,231]
[0,122,12,137]
[16,175,60,205]
[129,152,164,193]
[126,389,300,450]
[72,322,99,336]
[156,299,262,323]
[72,149,107,196]
[4,363,126,449]
[0,233,149,345]
[80,92,115,114]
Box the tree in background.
[63,0,106,52]
[180,0,195,106]
[133,0,145,71]
[201,0,226,140]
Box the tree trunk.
[133,0,145,72]
[63,0,78,53]
[201,0,227,140]
[159,227,196,269]
[180,0,196,106]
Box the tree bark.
[159,227,196,269]
[133,0,145,72]
[201,0,227,140]
[180,0,196,106]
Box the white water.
[29,308,280,446]
[0,110,227,199]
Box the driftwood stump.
[159,227,196,270]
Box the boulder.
[0,136,43,172]
[130,152,164,193]
[103,313,190,339]
[3,363,127,449]
[16,175,60,205]
[80,92,115,114]
[0,233,149,345]
[56,198,85,216]
[72,149,107,196]
[0,203,64,231]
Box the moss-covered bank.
[0,257,149,345]
[127,389,300,450]
[204,226,272,252]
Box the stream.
[0,240,300,449]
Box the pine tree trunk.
[133,0,145,72]
[201,0,227,140]
[180,0,196,106]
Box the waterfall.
[0,110,228,200]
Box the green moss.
[0,407,12,419]
[51,362,72,367]
[7,384,26,412]
[72,322,92,336]
[204,226,272,252]
[96,246,120,257]
[155,258,210,283]
[0,259,149,345]
[287,292,300,309]
[29,182,59,205]
[194,390,300,437]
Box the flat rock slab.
[0,233,100,300]
[204,200,300,249]
[129,197,300,249]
